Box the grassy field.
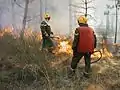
[0,30,120,90]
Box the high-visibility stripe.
[74,33,79,36]
[41,24,47,26]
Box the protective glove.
[51,32,53,35]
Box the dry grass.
[0,30,120,90]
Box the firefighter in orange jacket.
[69,16,97,77]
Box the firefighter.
[40,13,55,53]
[68,16,97,78]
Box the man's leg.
[84,52,92,77]
[42,39,45,49]
[71,53,83,72]
[68,53,83,77]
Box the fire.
[24,29,33,37]
[0,26,114,58]
[91,48,113,60]
[0,26,13,37]
[58,40,72,54]
[4,27,13,33]
[102,48,113,58]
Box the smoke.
[0,0,11,28]
[45,0,69,35]
[21,0,70,34]
[0,0,74,34]
[0,0,99,35]
[0,0,93,33]
[25,0,70,34]
[27,0,70,34]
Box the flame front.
[0,26,114,58]
[91,48,113,60]
[58,40,72,54]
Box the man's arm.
[40,21,52,37]
[40,21,48,37]
[93,32,97,48]
[46,26,53,36]
[72,28,79,51]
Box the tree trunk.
[21,0,29,38]
[85,0,87,17]
[11,0,16,29]
[40,0,43,22]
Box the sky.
[0,0,119,35]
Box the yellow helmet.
[44,13,50,20]
[77,16,88,24]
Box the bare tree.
[22,0,29,31]
[70,0,95,18]
[69,0,95,34]
[13,0,29,38]
[11,0,16,29]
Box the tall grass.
[0,29,120,90]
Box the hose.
[91,50,102,64]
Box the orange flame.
[58,40,72,54]
[91,48,113,59]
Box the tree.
[14,0,37,38]
[70,0,95,18]
[11,0,16,29]
[69,0,95,34]
[22,0,29,31]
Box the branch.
[87,0,95,3]
[14,0,24,9]
[74,2,85,5]
[70,4,95,10]
[26,14,40,22]
[70,4,85,9]
[29,0,36,3]
[87,6,95,9]
[81,0,95,3]
[73,11,96,20]
[87,14,96,22]
[74,10,84,14]
[81,0,85,3]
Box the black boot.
[67,68,75,78]
[83,71,91,78]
